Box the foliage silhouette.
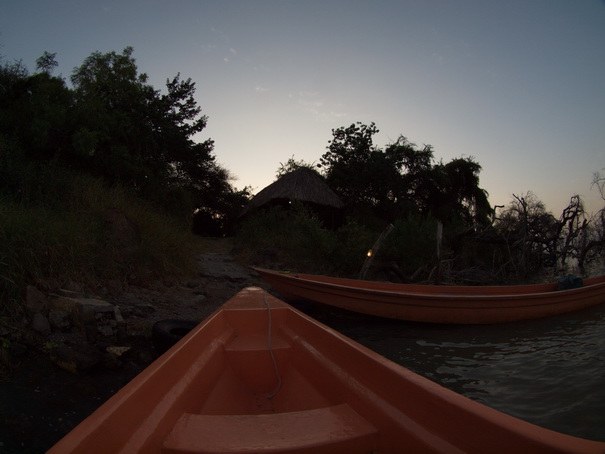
[319,122,492,226]
[1,48,249,227]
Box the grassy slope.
[0,169,204,317]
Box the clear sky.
[2,1,604,215]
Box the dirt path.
[0,240,266,453]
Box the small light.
[367,249,373,257]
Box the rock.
[101,351,122,370]
[24,286,48,316]
[104,345,133,368]
[48,310,71,331]
[64,280,85,293]
[185,279,202,289]
[97,325,114,337]
[106,345,131,357]
[49,344,101,374]
[47,294,126,341]
[30,313,51,335]
[35,278,60,292]
[55,289,86,298]
[197,253,251,281]
[193,287,208,296]
[113,306,126,341]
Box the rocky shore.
[0,245,264,453]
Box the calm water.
[307,302,605,442]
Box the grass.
[0,165,202,317]
[234,205,378,277]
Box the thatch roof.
[241,168,343,216]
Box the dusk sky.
[2,1,604,214]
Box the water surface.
[309,302,605,442]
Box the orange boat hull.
[48,287,604,453]
[254,268,605,324]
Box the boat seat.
[162,403,378,454]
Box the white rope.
[264,292,282,399]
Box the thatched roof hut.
[240,168,343,226]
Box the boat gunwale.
[253,268,605,308]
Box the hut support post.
[358,224,395,280]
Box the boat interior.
[49,287,605,454]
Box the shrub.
[235,206,379,276]
[0,141,201,316]
[381,215,439,278]
[235,204,330,271]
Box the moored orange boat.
[47,287,604,453]
[254,267,605,324]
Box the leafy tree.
[429,157,492,225]
[193,185,252,236]
[0,58,72,161]
[319,122,492,226]
[69,47,163,185]
[319,122,407,220]
[383,136,435,216]
[1,48,249,234]
[68,47,236,219]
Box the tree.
[431,157,492,225]
[319,122,492,226]
[319,122,380,207]
[70,47,159,184]
[492,192,597,276]
[0,56,72,160]
[192,184,252,236]
[555,195,588,269]
[319,122,409,221]
[577,170,605,269]
[494,193,552,277]
[1,48,247,231]
[69,47,229,215]
[35,51,58,75]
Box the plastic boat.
[47,287,604,453]
[253,268,605,324]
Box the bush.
[328,218,376,276]
[0,203,101,315]
[0,142,201,316]
[236,205,495,283]
[377,215,439,279]
[235,204,329,271]
[235,205,379,276]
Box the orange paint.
[254,268,605,324]
[48,287,605,453]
